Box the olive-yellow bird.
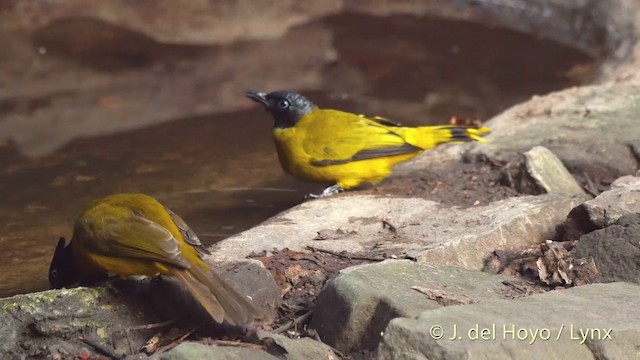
[246,91,490,197]
[48,193,263,325]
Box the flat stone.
[572,213,640,283]
[583,175,640,227]
[211,194,586,271]
[159,342,278,360]
[311,260,536,353]
[379,282,640,359]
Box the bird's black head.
[246,90,317,129]
[49,237,78,289]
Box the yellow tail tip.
[466,126,491,142]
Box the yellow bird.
[48,193,263,325]
[246,91,490,197]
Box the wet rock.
[379,282,640,359]
[0,260,279,358]
[0,0,612,55]
[159,341,278,360]
[0,287,149,358]
[472,84,640,189]
[502,146,586,195]
[211,194,587,271]
[253,330,339,359]
[311,260,542,353]
[572,213,640,283]
[582,175,640,228]
[1,1,341,45]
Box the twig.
[213,339,264,350]
[305,245,385,262]
[154,328,196,355]
[78,336,121,360]
[382,220,397,233]
[124,329,133,356]
[274,310,314,334]
[411,286,476,305]
[581,171,600,197]
[501,280,534,295]
[126,317,180,331]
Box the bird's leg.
[305,184,343,199]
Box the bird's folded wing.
[166,207,211,256]
[78,211,190,268]
[304,113,419,166]
[358,114,402,127]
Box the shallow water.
[0,13,595,297]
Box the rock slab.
[311,260,537,353]
[211,194,587,271]
[379,282,640,359]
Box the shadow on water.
[0,12,596,297]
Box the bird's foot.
[305,185,343,200]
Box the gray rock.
[253,330,339,360]
[159,342,278,360]
[472,84,640,184]
[212,194,586,271]
[572,213,640,283]
[311,260,536,353]
[503,146,586,196]
[583,175,640,227]
[379,282,640,359]
[210,259,281,323]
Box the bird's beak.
[245,91,270,107]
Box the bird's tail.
[400,125,490,150]
[174,265,264,325]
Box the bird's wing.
[358,114,402,127]
[302,110,420,166]
[165,207,211,256]
[76,209,190,269]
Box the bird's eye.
[50,269,58,278]
[277,100,290,110]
